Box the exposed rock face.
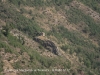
[34,36,60,55]
[10,29,57,57]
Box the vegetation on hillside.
[78,0,100,14]
[0,0,100,75]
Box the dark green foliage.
[0,32,2,38]
[84,58,91,68]
[33,0,44,6]
[0,2,42,38]
[66,7,100,38]
[72,72,77,75]
[78,0,100,13]
[0,58,3,72]
[0,41,13,53]
[63,61,71,69]
[1,23,14,37]
[2,25,10,36]
[28,49,70,69]
[38,45,43,49]
[13,14,42,37]
[82,27,89,33]
[20,8,27,14]
[48,24,100,74]
[61,44,68,51]
[66,8,84,24]
[29,50,53,67]
[8,0,25,7]
[28,72,46,75]
[87,71,94,75]
[29,10,32,15]
[52,26,95,48]
[51,0,73,6]
[7,34,22,47]
[8,0,73,7]
[13,61,22,69]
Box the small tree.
[18,1,21,7]
[82,27,89,33]
[29,10,32,15]
[2,25,10,36]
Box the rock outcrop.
[34,36,60,55]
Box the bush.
[0,41,13,53]
[7,34,22,48]
[78,0,100,13]
[0,60,3,73]
[61,44,68,51]
[66,7,100,38]
[9,0,25,7]
[2,25,10,37]
[84,58,91,68]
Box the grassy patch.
[66,7,100,38]
[78,0,100,14]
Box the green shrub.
[7,34,22,48]
[78,0,100,13]
[0,58,3,72]
[0,41,13,53]
[84,58,91,68]
[8,0,25,7]
[61,44,68,51]
[66,7,100,38]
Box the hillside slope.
[0,0,100,75]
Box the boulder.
[34,37,60,55]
